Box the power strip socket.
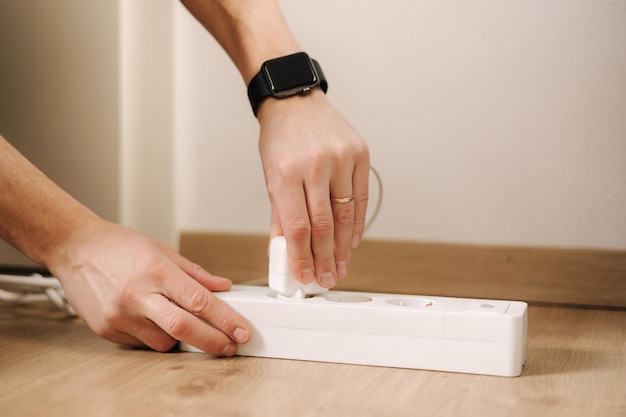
[180,285,527,377]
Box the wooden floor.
[1,299,624,417]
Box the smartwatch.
[247,52,328,117]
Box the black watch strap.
[247,57,328,117]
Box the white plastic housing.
[268,236,328,298]
[180,285,528,377]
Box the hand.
[258,89,370,289]
[49,220,250,355]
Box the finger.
[269,203,284,240]
[268,203,284,257]
[165,248,233,293]
[118,318,178,352]
[139,293,240,357]
[351,156,371,249]
[98,327,149,349]
[96,317,181,353]
[157,268,250,345]
[306,183,337,288]
[270,182,315,284]
[330,198,354,279]
[329,170,356,281]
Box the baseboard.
[179,232,626,308]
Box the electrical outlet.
[180,285,527,377]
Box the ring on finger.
[330,195,354,204]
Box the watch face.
[264,52,318,96]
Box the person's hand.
[49,220,250,355]
[257,89,370,289]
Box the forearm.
[0,135,100,269]
[180,0,300,83]
[181,1,370,286]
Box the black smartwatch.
[247,52,328,117]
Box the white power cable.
[365,165,383,233]
[0,273,76,315]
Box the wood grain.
[179,232,626,308]
[1,300,624,417]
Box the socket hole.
[266,291,315,300]
[386,298,435,308]
[480,303,495,309]
[325,293,372,303]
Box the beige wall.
[0,0,121,265]
[120,0,175,248]
[1,0,624,268]
[0,0,176,266]
[174,0,626,250]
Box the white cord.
[365,165,383,233]
[0,273,76,316]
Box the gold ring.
[331,195,354,204]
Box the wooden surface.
[1,300,624,417]
[180,232,626,308]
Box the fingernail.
[337,261,349,279]
[352,235,361,249]
[321,272,336,288]
[233,327,249,344]
[302,269,315,284]
[222,343,237,357]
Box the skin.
[181,0,370,287]
[0,135,249,355]
[0,0,369,354]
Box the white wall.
[173,3,266,237]
[174,0,626,250]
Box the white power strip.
[180,284,527,377]
[1,238,527,376]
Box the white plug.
[269,236,328,299]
